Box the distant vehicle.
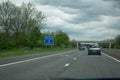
[79,45,85,50]
[78,43,85,51]
[88,43,101,55]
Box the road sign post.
[44,36,54,47]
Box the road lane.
[0,50,81,80]
[59,51,120,79]
[0,50,120,80]
[102,52,120,63]
[0,50,76,67]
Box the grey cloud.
[34,0,120,24]
[104,0,120,8]
[107,20,120,30]
[1,0,120,40]
[34,0,91,8]
[33,0,120,40]
[66,14,101,24]
[35,0,120,10]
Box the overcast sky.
[3,0,120,41]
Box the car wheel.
[88,53,91,55]
[99,53,101,55]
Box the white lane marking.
[74,58,77,60]
[65,55,69,57]
[65,63,70,67]
[102,52,120,63]
[0,50,75,68]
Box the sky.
[2,0,120,41]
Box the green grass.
[0,47,75,58]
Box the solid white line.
[102,52,120,63]
[65,63,70,67]
[0,50,75,68]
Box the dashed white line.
[102,52,120,63]
[65,63,70,67]
[74,58,77,60]
[65,55,69,57]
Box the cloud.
[4,0,32,6]
[34,0,120,40]
[3,0,120,40]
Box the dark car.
[88,43,101,55]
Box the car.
[88,43,101,55]
[79,44,85,51]
[79,46,85,50]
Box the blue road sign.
[44,36,54,45]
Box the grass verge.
[0,48,75,58]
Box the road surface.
[0,49,120,80]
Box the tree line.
[99,35,120,49]
[114,35,120,49]
[0,1,74,50]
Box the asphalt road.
[0,49,120,80]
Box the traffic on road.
[0,50,120,80]
[0,0,120,80]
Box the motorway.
[0,49,120,80]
